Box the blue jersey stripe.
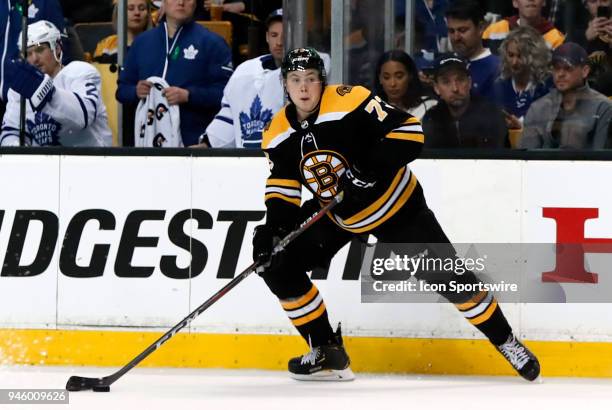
[73,92,88,129]
[215,115,233,125]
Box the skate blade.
[291,368,355,381]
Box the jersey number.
[364,96,389,122]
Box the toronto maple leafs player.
[195,9,284,149]
[1,20,112,146]
[197,9,330,149]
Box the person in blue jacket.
[1,1,20,101]
[117,0,233,146]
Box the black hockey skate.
[495,334,541,381]
[288,325,355,381]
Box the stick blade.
[66,375,108,392]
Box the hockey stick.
[65,192,343,392]
[18,0,27,146]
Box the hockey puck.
[93,386,110,392]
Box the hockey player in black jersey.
[253,47,540,382]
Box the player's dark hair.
[445,0,485,26]
[374,50,424,110]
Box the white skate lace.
[499,337,530,369]
[300,346,321,365]
[300,336,322,366]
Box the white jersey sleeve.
[0,91,25,146]
[205,93,235,148]
[43,63,103,132]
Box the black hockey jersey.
[261,85,425,234]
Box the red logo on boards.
[542,208,612,283]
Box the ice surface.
[0,366,611,410]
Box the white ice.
[1,366,611,410]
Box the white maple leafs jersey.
[205,54,283,148]
[0,61,113,146]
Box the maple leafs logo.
[239,96,273,148]
[27,111,62,146]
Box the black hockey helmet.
[281,47,327,85]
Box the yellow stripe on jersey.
[402,117,421,125]
[342,168,407,226]
[264,193,301,206]
[387,116,425,142]
[267,178,301,189]
[387,131,425,143]
[265,177,301,206]
[262,106,292,149]
[317,85,371,119]
[332,169,418,233]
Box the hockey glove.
[338,165,377,204]
[252,224,288,275]
[6,60,55,111]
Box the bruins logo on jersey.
[300,150,348,199]
[336,85,354,96]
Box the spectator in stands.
[492,26,553,146]
[483,0,565,53]
[422,55,508,148]
[556,0,612,96]
[567,0,612,52]
[94,0,152,64]
[374,49,438,120]
[445,0,500,99]
[117,0,232,146]
[1,21,112,146]
[520,42,612,148]
[414,0,450,53]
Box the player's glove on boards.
[7,60,55,110]
[252,224,288,274]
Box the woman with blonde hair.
[94,0,152,63]
[492,25,553,130]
